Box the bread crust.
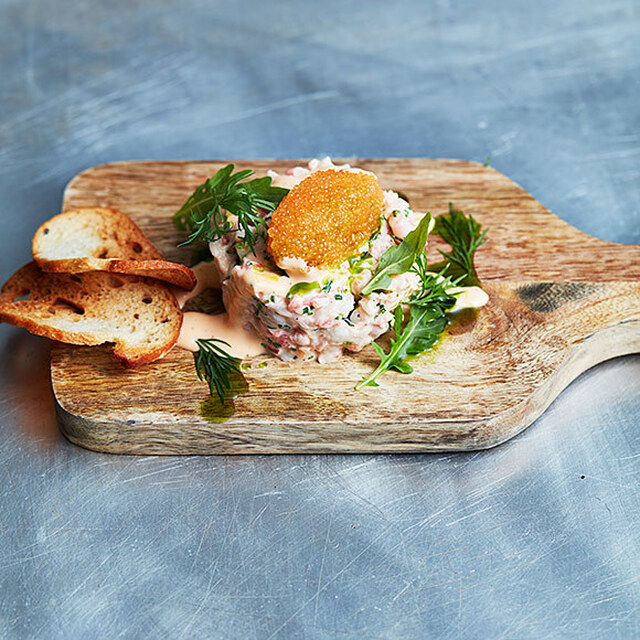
[0,262,182,367]
[38,257,197,290]
[32,207,196,290]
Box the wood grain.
[52,159,640,454]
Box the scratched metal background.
[1,1,639,638]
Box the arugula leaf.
[431,203,488,286]
[173,164,289,254]
[360,212,432,295]
[357,203,489,389]
[355,271,456,389]
[194,337,242,404]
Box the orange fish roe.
[267,169,385,268]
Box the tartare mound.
[267,169,385,268]
[209,158,426,363]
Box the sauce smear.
[178,312,265,358]
[173,261,220,308]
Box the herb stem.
[194,337,242,404]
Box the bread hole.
[108,276,125,288]
[52,297,85,315]
[70,275,82,283]
[98,249,109,259]
[13,290,31,302]
[133,313,140,319]
[161,318,169,323]
[142,296,152,304]
[131,242,143,254]
[43,228,50,235]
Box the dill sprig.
[194,338,241,404]
[173,164,289,254]
[432,203,488,285]
[410,257,463,303]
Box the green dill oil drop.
[199,369,249,423]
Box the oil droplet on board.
[199,369,250,423]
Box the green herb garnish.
[173,164,289,254]
[347,252,373,275]
[287,281,320,299]
[358,204,488,388]
[432,203,488,286]
[360,212,432,295]
[194,338,242,404]
[356,270,459,389]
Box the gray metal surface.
[1,1,639,638]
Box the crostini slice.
[32,207,196,291]
[0,262,182,367]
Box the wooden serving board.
[52,159,640,454]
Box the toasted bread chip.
[267,169,385,268]
[33,207,196,290]
[0,262,182,367]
